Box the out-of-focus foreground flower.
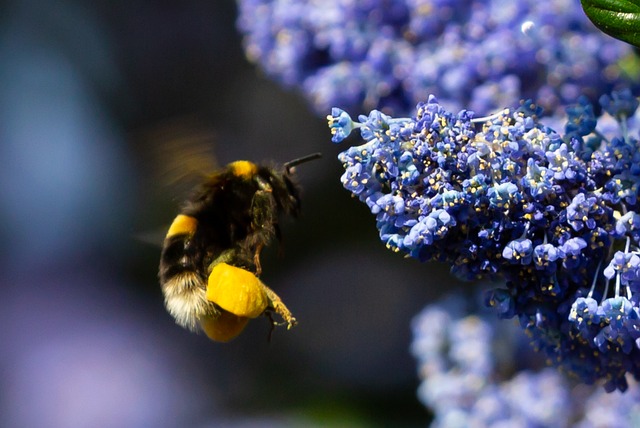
[329,90,640,391]
[411,297,640,427]
[236,0,638,116]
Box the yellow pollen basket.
[165,214,198,238]
[206,262,269,318]
[228,160,258,179]
[199,311,250,342]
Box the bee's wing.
[132,116,219,245]
[136,116,219,197]
[133,228,168,248]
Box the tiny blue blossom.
[566,193,600,231]
[565,96,597,141]
[600,89,640,121]
[327,108,355,143]
[533,243,564,273]
[569,296,602,336]
[503,238,534,265]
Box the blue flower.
[565,193,600,231]
[503,238,534,265]
[565,96,597,141]
[522,158,554,199]
[569,296,601,336]
[615,211,640,239]
[327,108,356,143]
[603,251,639,282]
[533,243,564,273]
[600,89,640,121]
[332,90,640,390]
[484,288,516,318]
[488,182,521,210]
[594,297,640,357]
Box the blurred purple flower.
[237,0,639,116]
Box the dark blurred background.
[0,1,460,426]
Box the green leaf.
[581,0,640,47]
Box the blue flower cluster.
[236,0,637,116]
[411,298,640,426]
[330,90,640,391]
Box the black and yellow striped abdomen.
[159,214,220,332]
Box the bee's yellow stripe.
[228,160,258,179]
[166,214,198,238]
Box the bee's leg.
[208,249,236,269]
[250,189,277,275]
[263,285,297,329]
[253,242,264,276]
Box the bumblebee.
[159,153,321,342]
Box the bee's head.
[266,153,321,217]
[226,154,320,217]
[254,166,302,217]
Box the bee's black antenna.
[284,152,322,174]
